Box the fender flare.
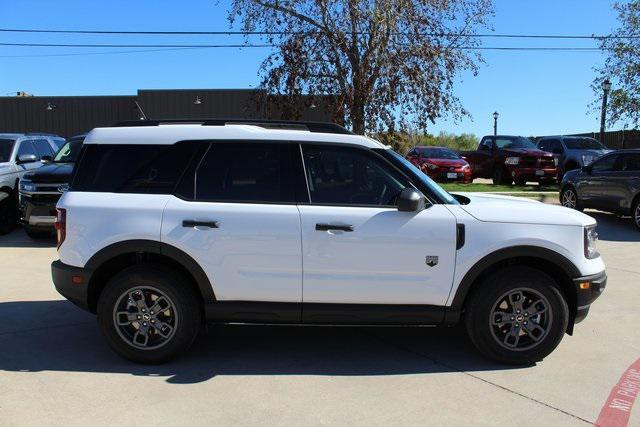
[85,239,216,303]
[448,245,580,313]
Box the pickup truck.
[460,135,558,185]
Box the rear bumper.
[573,270,607,323]
[51,260,93,312]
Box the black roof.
[113,119,352,135]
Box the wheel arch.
[447,246,580,333]
[84,239,215,313]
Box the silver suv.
[537,136,612,176]
[0,133,64,234]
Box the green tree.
[594,1,640,128]
[228,0,494,134]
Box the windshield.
[54,140,83,163]
[418,147,460,160]
[495,137,537,149]
[384,149,458,205]
[564,138,605,150]
[0,139,16,162]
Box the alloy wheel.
[112,286,178,350]
[561,189,577,209]
[489,288,552,351]
[635,203,640,228]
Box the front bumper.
[19,192,61,230]
[51,260,93,312]
[505,166,558,182]
[573,270,607,323]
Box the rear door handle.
[315,223,354,232]
[182,220,219,229]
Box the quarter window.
[195,142,294,203]
[301,145,408,206]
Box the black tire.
[632,196,640,231]
[560,185,582,212]
[464,266,569,365]
[0,193,17,235]
[514,178,527,186]
[24,226,53,239]
[97,264,202,364]
[492,167,512,185]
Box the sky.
[0,0,625,137]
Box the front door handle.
[315,223,354,232]
[182,220,219,228]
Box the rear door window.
[72,142,201,194]
[194,142,297,203]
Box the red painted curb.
[595,358,640,427]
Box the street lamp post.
[493,111,499,136]
[600,79,611,144]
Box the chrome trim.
[28,215,56,226]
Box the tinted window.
[54,140,84,163]
[548,139,563,153]
[32,139,54,158]
[622,154,640,172]
[0,139,15,162]
[17,140,37,159]
[564,138,605,150]
[538,140,549,151]
[302,145,408,206]
[591,154,620,172]
[72,143,200,193]
[479,138,493,150]
[495,137,536,149]
[195,142,293,203]
[417,147,460,159]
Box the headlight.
[504,157,520,165]
[19,180,35,192]
[582,154,595,166]
[584,225,599,259]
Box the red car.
[406,146,473,183]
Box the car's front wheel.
[632,197,640,231]
[492,167,512,185]
[560,186,582,211]
[465,266,569,365]
[97,264,202,363]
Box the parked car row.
[0,132,84,237]
[407,135,616,186]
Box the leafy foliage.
[594,1,640,128]
[228,0,494,134]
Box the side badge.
[425,256,439,267]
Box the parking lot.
[0,208,638,426]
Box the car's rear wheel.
[632,197,640,231]
[465,266,569,365]
[97,264,202,363]
[493,167,512,185]
[560,186,582,211]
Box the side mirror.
[397,188,428,212]
[41,155,52,163]
[17,154,37,164]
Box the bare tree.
[594,1,640,128]
[228,0,493,134]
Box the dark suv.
[560,149,640,230]
[19,135,85,238]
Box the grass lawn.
[441,182,559,193]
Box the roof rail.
[112,119,353,135]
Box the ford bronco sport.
[51,120,606,364]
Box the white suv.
[51,120,606,364]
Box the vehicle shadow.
[0,228,56,248]
[585,210,640,242]
[0,300,520,384]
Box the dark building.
[0,89,339,137]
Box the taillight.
[54,208,66,249]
